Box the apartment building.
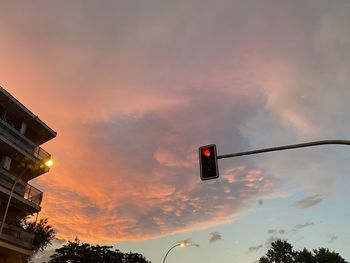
[0,86,56,261]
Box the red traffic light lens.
[202,148,211,157]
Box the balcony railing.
[0,168,43,207]
[33,146,50,161]
[0,221,34,249]
[23,183,43,206]
[0,118,51,161]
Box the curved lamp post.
[0,159,54,234]
[163,242,185,263]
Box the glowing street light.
[45,159,54,167]
[162,242,185,263]
[0,159,54,234]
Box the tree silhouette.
[20,217,56,261]
[294,248,315,263]
[259,239,348,263]
[313,248,347,263]
[259,240,294,263]
[48,238,151,263]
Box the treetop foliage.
[48,238,151,263]
[20,217,56,262]
[259,239,348,263]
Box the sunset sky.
[1,1,350,262]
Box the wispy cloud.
[293,195,323,209]
[209,232,222,243]
[248,221,316,253]
[178,238,200,248]
[328,234,338,243]
[267,229,286,235]
[294,222,314,230]
[248,244,263,253]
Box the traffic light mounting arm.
[216,140,350,159]
[200,140,350,181]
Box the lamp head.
[45,159,54,167]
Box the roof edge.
[0,86,57,137]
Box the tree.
[258,239,348,263]
[313,248,347,263]
[259,240,295,263]
[294,248,316,263]
[48,238,151,263]
[21,217,56,261]
[123,251,150,262]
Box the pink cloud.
[7,0,349,243]
[1,59,279,242]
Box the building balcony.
[0,221,34,250]
[0,118,50,162]
[0,86,57,146]
[0,168,43,209]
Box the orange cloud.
[1,1,312,243]
[1,47,282,243]
[3,74,280,242]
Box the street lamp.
[0,159,54,234]
[45,159,54,167]
[163,242,185,263]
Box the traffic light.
[199,144,219,180]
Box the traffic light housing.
[199,144,219,180]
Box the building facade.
[0,86,56,262]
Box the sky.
[1,0,350,262]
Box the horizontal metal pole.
[217,140,350,159]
